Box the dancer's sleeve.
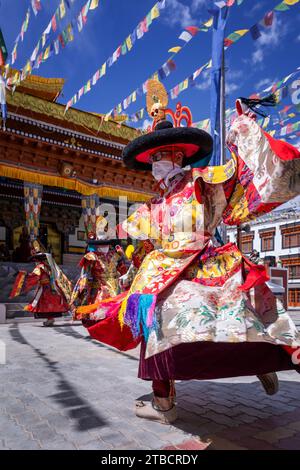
[9,271,27,298]
[222,113,300,225]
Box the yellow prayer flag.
[182,79,188,91]
[60,0,66,19]
[43,46,50,60]
[284,0,299,5]
[126,35,132,51]
[203,17,213,28]
[90,0,100,10]
[132,91,137,102]
[25,61,32,73]
[206,59,212,69]
[235,29,249,37]
[168,46,182,53]
[150,5,160,20]
[101,62,106,76]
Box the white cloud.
[227,69,243,81]
[195,69,210,90]
[225,82,239,95]
[251,17,288,66]
[195,69,243,96]
[252,48,264,65]
[191,0,207,12]
[244,1,265,18]
[163,0,195,28]
[256,77,273,89]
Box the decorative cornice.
[3,118,123,161]
[7,91,140,142]
[7,111,124,151]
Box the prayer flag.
[126,35,132,51]
[90,0,99,10]
[60,0,66,19]
[168,46,181,53]
[185,26,200,36]
[250,24,261,40]
[179,31,193,42]
[31,0,42,16]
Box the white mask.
[152,160,180,182]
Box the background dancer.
[72,215,127,326]
[10,240,72,327]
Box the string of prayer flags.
[275,0,300,11]
[111,19,214,118]
[9,1,43,67]
[12,0,98,87]
[126,1,300,126]
[224,29,248,47]
[65,0,166,112]
[31,1,42,16]
[109,0,248,121]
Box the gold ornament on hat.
[146,79,193,131]
[146,79,168,124]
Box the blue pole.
[210,5,229,167]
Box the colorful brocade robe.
[72,247,127,320]
[87,114,300,356]
[10,262,72,315]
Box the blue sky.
[1,0,300,129]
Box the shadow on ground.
[52,323,139,362]
[9,324,107,432]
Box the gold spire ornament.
[146,79,193,131]
[146,79,168,124]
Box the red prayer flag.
[185,26,199,36]
[264,11,274,26]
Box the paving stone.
[287,420,300,432]
[235,436,280,450]
[277,436,300,450]
[2,322,300,450]
[207,436,246,451]
[42,438,77,450]
[75,439,111,450]
[29,422,58,442]
[9,439,41,450]
[255,426,296,444]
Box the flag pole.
[220,47,226,166]
[220,41,227,243]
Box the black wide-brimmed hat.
[123,120,213,171]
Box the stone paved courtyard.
[1,320,300,450]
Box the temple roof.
[3,68,65,102]
[2,69,140,143]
